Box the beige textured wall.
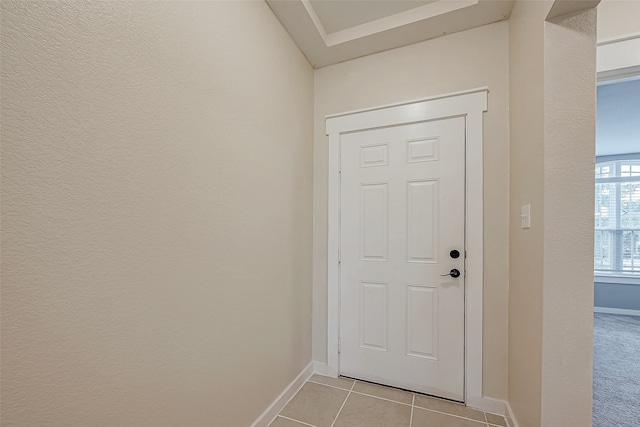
[507,2,551,426]
[541,8,596,426]
[313,21,510,400]
[0,2,314,426]
[509,2,597,426]
[597,0,640,40]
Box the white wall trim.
[467,396,521,427]
[504,400,521,427]
[467,396,507,415]
[250,362,314,427]
[326,87,489,120]
[595,275,640,286]
[312,361,332,376]
[597,35,640,75]
[325,89,487,405]
[594,306,640,317]
[300,0,329,43]
[597,32,640,47]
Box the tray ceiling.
[310,0,438,33]
[266,0,515,68]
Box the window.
[595,157,640,276]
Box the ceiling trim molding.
[325,86,489,119]
[301,0,329,44]
[597,35,640,74]
[303,0,480,47]
[266,0,514,68]
[546,0,600,21]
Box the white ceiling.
[266,0,515,68]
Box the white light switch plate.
[521,204,531,229]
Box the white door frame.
[325,88,487,406]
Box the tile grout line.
[276,415,317,427]
[329,380,356,427]
[310,379,499,425]
[350,390,412,407]
[409,394,415,427]
[308,380,413,407]
[293,379,506,427]
[307,380,353,392]
[484,410,508,427]
[412,406,489,425]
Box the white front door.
[339,116,466,401]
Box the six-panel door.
[339,116,466,401]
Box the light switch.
[521,204,531,229]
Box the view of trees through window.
[595,158,640,276]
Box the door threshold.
[339,375,464,405]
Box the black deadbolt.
[450,249,460,259]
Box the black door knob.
[440,269,461,278]
[450,250,460,259]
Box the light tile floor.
[270,375,512,427]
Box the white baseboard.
[594,306,640,317]
[312,361,329,376]
[504,400,520,427]
[467,396,506,415]
[312,361,337,377]
[467,397,519,427]
[250,362,314,427]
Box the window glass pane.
[595,182,614,229]
[620,182,640,229]
[594,158,640,276]
[594,230,612,271]
[595,163,612,178]
[619,161,640,177]
[621,230,640,274]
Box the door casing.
[325,88,487,407]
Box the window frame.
[594,153,640,284]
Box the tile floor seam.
[409,393,415,427]
[413,406,490,425]
[270,380,318,427]
[485,411,508,427]
[329,380,355,427]
[349,390,413,407]
[306,380,352,392]
[277,377,507,427]
[276,415,318,427]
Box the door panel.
[407,180,438,263]
[406,284,438,359]
[360,183,388,261]
[339,117,465,401]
